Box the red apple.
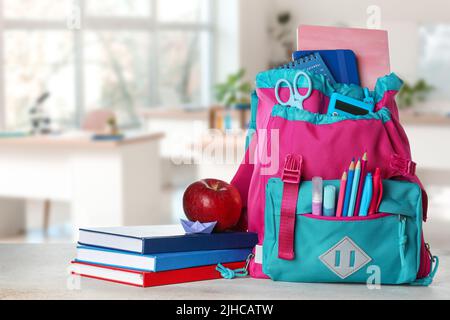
[183,179,242,232]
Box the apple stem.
[200,179,226,192]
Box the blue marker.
[347,159,361,217]
[342,159,355,217]
[359,173,373,217]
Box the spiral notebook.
[293,50,360,85]
[279,52,336,84]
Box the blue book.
[293,49,360,85]
[75,245,252,272]
[92,134,124,141]
[78,225,258,254]
[280,52,336,84]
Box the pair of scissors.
[275,71,312,110]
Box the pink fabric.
[230,139,256,232]
[258,87,328,114]
[377,91,428,220]
[230,83,430,279]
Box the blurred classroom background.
[0,0,449,249]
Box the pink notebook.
[297,25,390,89]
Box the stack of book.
[70,225,258,287]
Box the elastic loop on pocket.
[398,216,407,267]
[390,154,416,177]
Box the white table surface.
[0,244,449,300]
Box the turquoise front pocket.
[263,178,422,285]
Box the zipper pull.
[363,88,375,107]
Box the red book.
[70,261,246,288]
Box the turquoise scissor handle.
[275,71,312,110]
[293,71,312,103]
[275,78,295,107]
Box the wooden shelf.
[0,131,165,149]
[400,112,450,127]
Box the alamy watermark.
[66,0,81,30]
[169,124,281,176]
[66,265,82,290]
[366,265,382,290]
[367,5,382,29]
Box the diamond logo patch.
[319,237,371,279]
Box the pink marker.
[336,171,348,217]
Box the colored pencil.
[359,173,373,217]
[336,171,348,217]
[342,159,355,217]
[347,159,361,217]
[368,168,382,215]
[354,152,368,216]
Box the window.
[0,0,214,129]
[4,31,76,128]
[419,25,450,103]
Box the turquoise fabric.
[271,105,392,125]
[245,90,258,151]
[263,178,423,285]
[374,73,404,102]
[256,70,403,103]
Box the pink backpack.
[231,70,434,282]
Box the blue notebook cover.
[76,245,252,272]
[279,52,336,84]
[78,225,258,254]
[293,49,360,85]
